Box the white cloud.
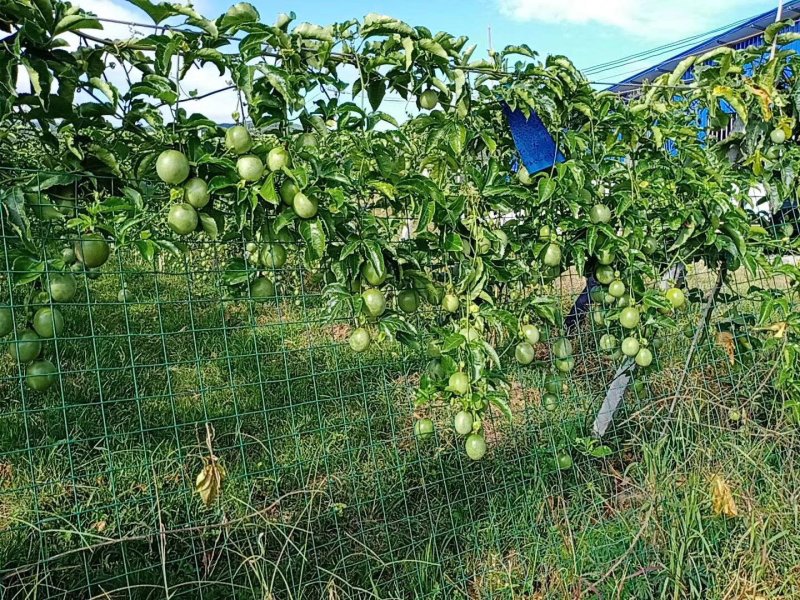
[497,0,761,40]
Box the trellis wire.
[0,166,796,599]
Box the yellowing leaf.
[715,331,735,365]
[756,321,787,339]
[744,83,773,121]
[195,457,225,507]
[710,474,738,517]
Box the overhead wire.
[582,14,757,75]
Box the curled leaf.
[195,457,225,506]
[710,474,738,517]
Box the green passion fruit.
[442,293,459,313]
[552,337,573,360]
[156,150,190,185]
[225,125,253,154]
[47,273,77,302]
[167,203,199,236]
[521,323,540,345]
[362,261,386,286]
[515,342,535,365]
[267,147,290,171]
[237,155,265,181]
[362,288,386,317]
[448,371,470,395]
[621,337,640,357]
[608,280,626,298]
[293,192,318,219]
[666,287,686,308]
[544,373,565,395]
[465,433,487,460]
[517,165,532,185]
[543,243,562,267]
[542,393,558,411]
[556,452,573,470]
[32,307,64,338]
[183,178,210,209]
[10,330,42,363]
[454,411,473,435]
[595,265,615,285]
[599,333,617,352]
[249,277,276,300]
[74,234,110,269]
[596,247,615,265]
[0,307,13,337]
[349,327,371,352]
[397,289,419,314]
[770,128,787,144]
[260,243,287,269]
[555,356,575,373]
[414,418,434,440]
[619,307,640,330]
[589,203,611,224]
[26,359,58,391]
[419,89,439,110]
[280,180,299,206]
[635,348,653,367]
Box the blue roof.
[609,1,800,94]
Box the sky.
[56,0,783,122]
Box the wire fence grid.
[0,168,797,599]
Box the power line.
[582,14,756,75]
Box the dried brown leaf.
[195,457,225,507]
[710,474,738,517]
[715,331,735,365]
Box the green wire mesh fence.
[1,168,798,599]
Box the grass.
[1,245,799,599]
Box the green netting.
[1,168,798,599]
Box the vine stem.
[666,262,726,420]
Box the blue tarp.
[503,104,564,174]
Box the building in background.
[610,1,800,102]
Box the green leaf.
[482,340,501,368]
[402,37,414,70]
[53,14,102,35]
[667,55,695,88]
[199,212,218,239]
[489,394,513,422]
[712,86,748,125]
[171,3,218,36]
[223,258,249,286]
[125,0,177,23]
[89,77,118,106]
[299,219,326,261]
[416,197,434,233]
[370,181,395,200]
[367,77,385,111]
[259,172,280,205]
[444,232,463,252]
[135,239,157,262]
[294,22,334,41]
[537,177,556,202]
[764,19,794,44]
[362,239,385,276]
[501,44,536,58]
[418,38,448,60]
